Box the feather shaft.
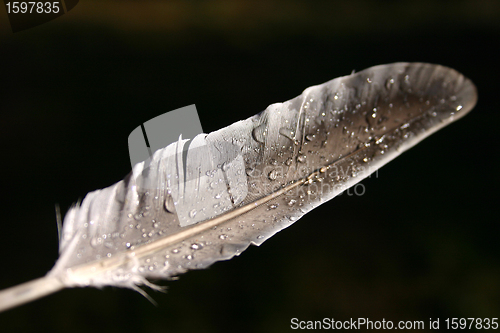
[0,276,64,312]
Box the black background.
[0,1,499,332]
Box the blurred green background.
[0,0,499,332]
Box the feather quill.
[0,63,477,312]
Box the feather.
[0,63,477,312]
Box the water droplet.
[185,254,193,260]
[363,157,370,163]
[297,155,306,163]
[285,158,293,166]
[90,237,102,248]
[287,199,297,206]
[279,127,295,141]
[269,203,278,209]
[305,134,315,141]
[219,234,228,240]
[190,243,203,250]
[252,124,267,143]
[125,242,131,249]
[222,162,230,171]
[385,77,395,90]
[268,169,278,181]
[366,77,372,83]
[172,248,180,254]
[375,135,385,145]
[189,209,197,218]
[257,235,264,239]
[456,105,463,111]
[164,194,175,213]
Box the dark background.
[0,1,499,332]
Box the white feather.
[0,63,477,312]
